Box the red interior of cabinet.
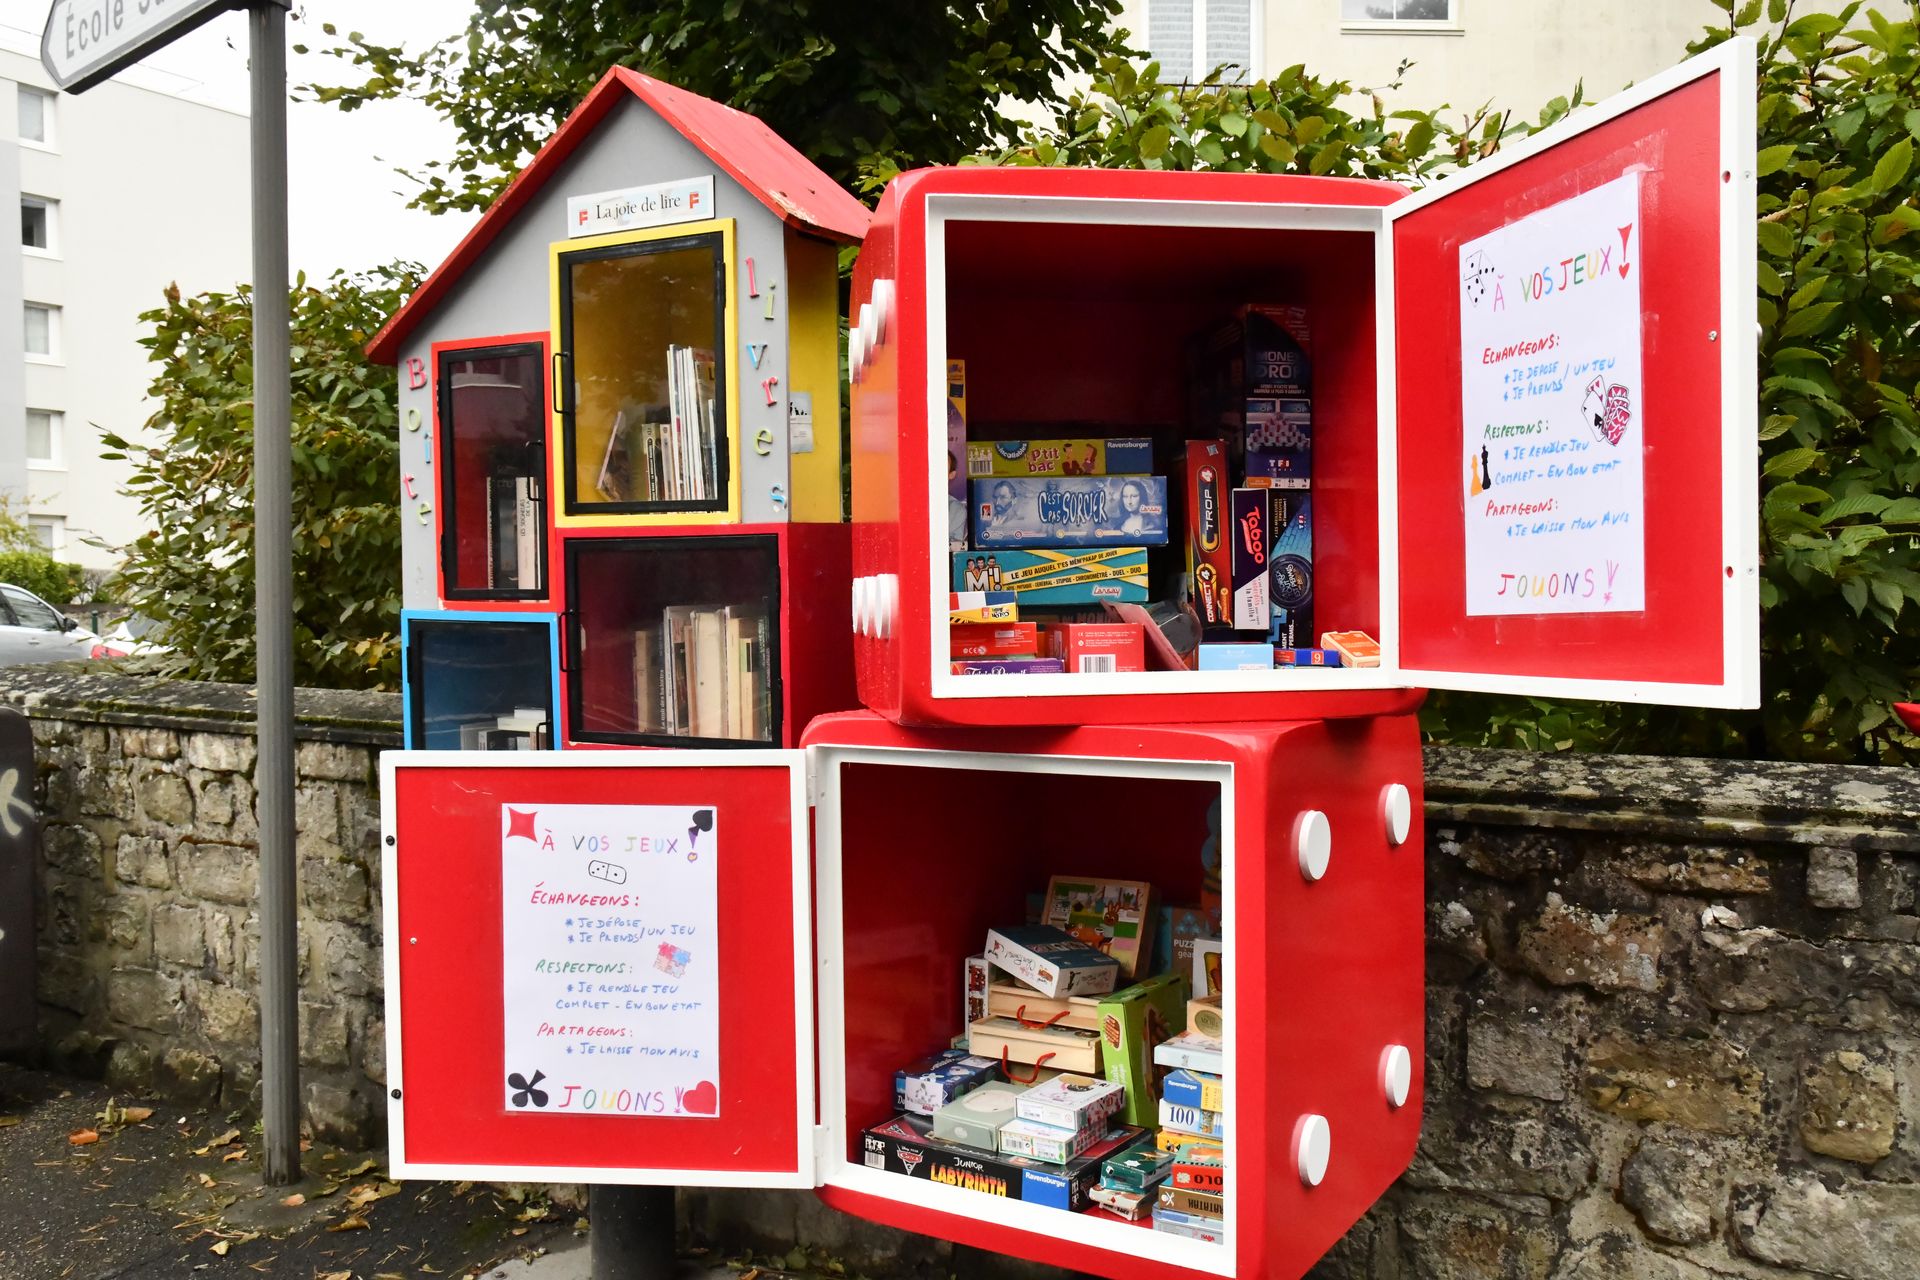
[1392,71,1729,686]
[567,533,781,740]
[943,220,1382,645]
[830,760,1216,1154]
[390,761,805,1176]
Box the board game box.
[1162,1068,1224,1114]
[1230,487,1270,631]
[984,925,1121,997]
[861,1115,1148,1211]
[1182,440,1233,632]
[933,1081,1024,1151]
[1268,492,1314,649]
[968,1015,1103,1074]
[1041,876,1156,979]
[972,476,1170,548]
[1153,1029,1224,1075]
[947,360,968,552]
[952,547,1149,606]
[1015,1073,1125,1133]
[949,622,1038,658]
[985,979,1101,1031]
[1097,970,1189,1127]
[966,437,1154,478]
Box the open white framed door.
[380,748,819,1187]
[1383,37,1759,707]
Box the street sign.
[39,0,281,94]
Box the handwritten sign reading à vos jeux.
[500,803,720,1119]
[1458,172,1647,616]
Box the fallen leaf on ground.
[209,1240,230,1256]
[68,1129,99,1146]
[122,1106,153,1124]
[197,1173,216,1188]
[0,1115,19,1127]
[325,1215,368,1233]
[343,1181,401,1211]
[279,1193,304,1207]
[319,1272,351,1280]
[347,1158,377,1176]
[510,1226,528,1236]
[221,1149,248,1163]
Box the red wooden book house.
[382,42,1759,1280]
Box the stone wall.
[10,668,396,1146]
[10,668,1920,1278]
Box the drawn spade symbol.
[687,809,714,859]
[508,1069,548,1108]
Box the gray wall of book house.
[396,100,798,608]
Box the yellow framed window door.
[550,219,742,525]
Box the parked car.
[0,583,97,666]
[92,612,172,660]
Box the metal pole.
[589,1186,676,1280]
[250,0,300,1187]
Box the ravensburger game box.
[862,1114,1151,1210]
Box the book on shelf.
[596,410,632,504]
[484,472,541,590]
[661,605,698,735]
[632,627,663,734]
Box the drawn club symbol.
[0,767,35,838]
[508,1069,549,1108]
[687,809,714,855]
[505,808,539,841]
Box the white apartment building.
[1121,0,1773,118]
[2,37,249,571]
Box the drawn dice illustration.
[1462,250,1496,307]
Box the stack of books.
[596,344,720,504]
[1151,1031,1226,1243]
[631,603,770,740]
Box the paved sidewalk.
[0,1063,582,1279]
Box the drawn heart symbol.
[1618,223,1634,279]
[681,1079,718,1115]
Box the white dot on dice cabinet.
[1296,809,1332,881]
[1383,1044,1413,1108]
[1383,783,1413,847]
[1297,1114,1332,1186]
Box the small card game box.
[967,437,1154,479]
[1187,993,1226,1040]
[1088,1183,1153,1220]
[1181,440,1233,632]
[1229,488,1270,631]
[1152,1204,1227,1243]
[984,926,1121,998]
[949,591,1018,623]
[1015,1073,1125,1133]
[933,1081,1025,1151]
[1097,970,1189,1127]
[1153,1030,1225,1075]
[1172,1150,1226,1194]
[1322,629,1381,667]
[1101,1146,1173,1193]
[1275,647,1342,667]
[1157,1184,1226,1218]
[968,1016,1103,1074]
[1158,1097,1226,1139]
[1196,642,1273,671]
[895,1049,964,1111]
[1162,1068,1225,1114]
[899,1052,1002,1116]
[986,979,1101,1031]
[949,622,1039,658]
[997,1117,1101,1165]
[953,547,1149,606]
[972,476,1170,549]
[1043,623,1145,675]
[1154,904,1215,975]
[1041,876,1156,979]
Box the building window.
[21,196,55,253]
[26,410,62,468]
[1341,0,1460,26]
[1147,0,1260,84]
[23,303,59,360]
[17,86,53,147]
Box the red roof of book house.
[365,67,872,365]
